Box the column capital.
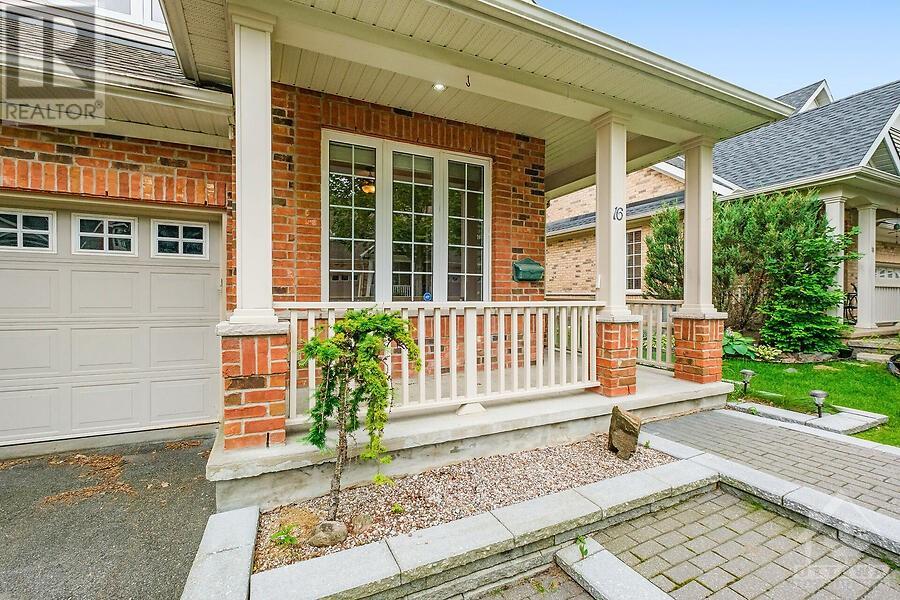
[229,5,277,32]
[821,195,847,206]
[590,111,630,130]
[681,135,717,152]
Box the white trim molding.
[151,219,210,259]
[0,207,56,253]
[71,213,138,256]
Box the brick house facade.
[545,168,682,295]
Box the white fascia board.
[650,160,739,195]
[157,0,199,82]
[434,0,793,121]
[719,166,900,202]
[795,81,830,114]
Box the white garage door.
[0,206,222,445]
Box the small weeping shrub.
[302,309,420,521]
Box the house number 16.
[613,207,624,221]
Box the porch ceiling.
[163,0,792,191]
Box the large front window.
[324,133,490,302]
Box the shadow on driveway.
[0,437,216,600]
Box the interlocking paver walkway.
[493,565,590,600]
[594,489,900,599]
[646,411,900,519]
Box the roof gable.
[712,80,900,191]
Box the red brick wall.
[231,84,547,309]
[0,123,232,206]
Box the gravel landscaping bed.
[253,433,674,572]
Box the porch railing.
[275,301,604,422]
[626,299,682,369]
[874,280,900,325]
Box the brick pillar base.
[673,315,725,384]
[218,324,289,450]
[591,319,640,397]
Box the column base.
[219,326,289,451]
[590,317,640,397]
[672,314,726,384]
[228,307,279,326]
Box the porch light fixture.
[432,82,446,92]
[361,183,376,194]
[810,390,828,418]
[739,369,755,394]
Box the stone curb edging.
[715,409,900,457]
[182,460,716,600]
[727,401,888,435]
[640,431,900,561]
[181,506,259,600]
[555,538,670,600]
[249,460,717,600]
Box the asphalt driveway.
[0,437,216,600]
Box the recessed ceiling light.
[432,82,446,92]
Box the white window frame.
[0,208,56,253]
[94,0,166,30]
[72,214,138,256]
[320,130,492,303]
[625,228,643,295]
[151,219,209,259]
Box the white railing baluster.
[449,307,458,403]
[434,308,442,401]
[646,305,655,365]
[589,306,597,381]
[570,304,578,384]
[523,307,532,391]
[307,310,316,411]
[498,309,506,393]
[464,306,478,400]
[548,307,556,386]
[559,306,567,384]
[536,308,544,389]
[581,306,589,383]
[401,307,409,407]
[655,305,663,368]
[511,307,519,392]
[289,311,298,418]
[484,308,492,397]
[418,307,426,404]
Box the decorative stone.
[351,513,374,534]
[307,520,348,547]
[608,405,642,459]
[784,367,799,374]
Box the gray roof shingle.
[775,80,825,113]
[1,13,196,88]
[712,80,900,191]
[546,190,684,235]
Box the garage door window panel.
[74,215,136,255]
[152,221,208,258]
[0,209,54,252]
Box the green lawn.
[723,358,900,447]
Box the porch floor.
[209,367,733,485]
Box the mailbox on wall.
[512,257,544,282]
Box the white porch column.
[823,196,846,318]
[229,10,277,325]
[681,137,717,315]
[857,204,878,329]
[593,113,630,318]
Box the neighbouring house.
[546,79,900,333]
[0,0,791,505]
